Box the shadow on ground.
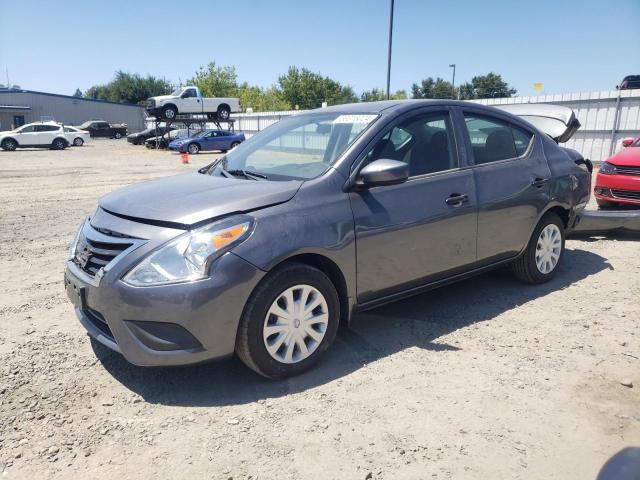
[94,247,613,407]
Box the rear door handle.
[531,177,550,188]
[445,193,468,207]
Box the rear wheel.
[596,198,618,209]
[1,138,18,151]
[235,263,340,379]
[51,138,67,150]
[187,143,200,154]
[73,137,84,147]
[511,212,565,284]
[114,132,122,139]
[217,105,231,121]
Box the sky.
[1,0,639,98]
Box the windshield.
[210,112,378,180]
[171,87,183,96]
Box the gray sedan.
[65,100,590,378]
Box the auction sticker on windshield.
[333,114,378,124]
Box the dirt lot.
[0,140,638,480]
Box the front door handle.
[445,193,468,207]
[531,177,550,188]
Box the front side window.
[182,88,197,98]
[364,111,458,177]
[464,113,533,164]
[18,125,36,133]
[210,112,378,180]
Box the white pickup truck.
[146,86,240,121]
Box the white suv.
[0,122,69,151]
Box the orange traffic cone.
[181,153,189,164]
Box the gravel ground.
[0,140,638,480]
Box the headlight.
[68,221,85,260]
[599,162,617,175]
[122,216,254,287]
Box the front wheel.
[73,137,84,147]
[235,263,340,379]
[230,141,240,149]
[187,143,200,154]
[1,138,18,151]
[511,212,565,284]
[162,106,177,120]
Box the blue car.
[168,129,245,154]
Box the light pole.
[449,64,456,99]
[386,0,395,100]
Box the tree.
[411,77,456,99]
[458,73,517,99]
[278,66,357,109]
[73,88,83,97]
[188,62,239,97]
[361,88,408,102]
[85,71,172,104]
[238,83,290,112]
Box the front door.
[350,109,478,303]
[180,88,202,114]
[460,109,552,263]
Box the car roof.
[306,99,505,116]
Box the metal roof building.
[0,88,147,132]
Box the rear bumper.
[64,252,265,367]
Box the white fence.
[232,89,640,163]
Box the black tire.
[73,137,84,147]
[596,198,618,209]
[511,212,565,284]
[187,143,200,154]
[162,105,178,120]
[235,262,340,379]
[230,141,240,149]
[217,105,231,121]
[51,138,67,150]
[1,138,18,151]
[114,132,123,139]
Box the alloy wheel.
[263,284,329,364]
[535,224,562,274]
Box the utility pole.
[449,64,456,99]
[386,0,395,100]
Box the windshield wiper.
[225,169,268,181]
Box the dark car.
[64,100,590,379]
[619,75,640,90]
[168,129,245,154]
[77,120,128,139]
[127,126,173,145]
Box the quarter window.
[365,111,458,177]
[464,113,533,164]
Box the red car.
[594,137,640,208]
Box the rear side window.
[36,125,60,132]
[464,113,533,164]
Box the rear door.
[36,125,59,145]
[350,108,478,303]
[459,107,551,264]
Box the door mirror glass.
[622,137,635,148]
[359,159,409,187]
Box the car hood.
[99,172,303,227]
[149,95,177,103]
[608,147,640,167]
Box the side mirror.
[622,138,635,148]
[358,159,409,187]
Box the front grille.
[73,229,133,277]
[84,308,115,341]
[611,189,640,201]
[615,165,640,176]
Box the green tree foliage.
[238,83,290,112]
[188,62,239,97]
[73,88,83,97]
[411,77,456,99]
[458,73,517,99]
[278,66,357,109]
[361,88,407,102]
[85,71,172,104]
